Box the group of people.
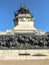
[0,34,49,49]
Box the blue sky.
[0,0,49,32]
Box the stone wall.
[0,49,49,60]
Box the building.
[0,4,49,60]
[0,4,45,35]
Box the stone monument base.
[0,49,49,60]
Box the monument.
[0,4,49,60]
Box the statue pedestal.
[0,49,49,60]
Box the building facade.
[0,5,49,60]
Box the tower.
[13,4,36,32]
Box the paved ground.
[0,60,49,65]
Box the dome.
[14,4,33,17]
